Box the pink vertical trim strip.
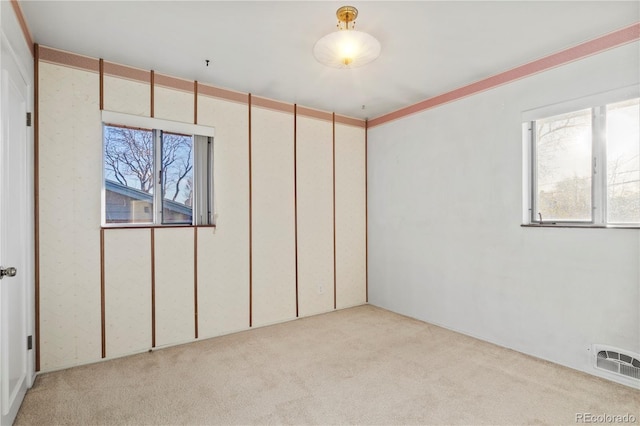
[369,23,640,128]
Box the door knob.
[0,266,17,279]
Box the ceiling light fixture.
[313,6,381,69]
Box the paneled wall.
[102,62,150,116]
[37,46,367,372]
[153,228,195,346]
[103,229,151,358]
[335,123,367,309]
[250,101,297,327]
[39,59,102,369]
[196,91,250,339]
[296,111,334,317]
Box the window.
[102,114,214,226]
[526,96,639,227]
[606,99,640,224]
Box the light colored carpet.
[15,305,640,425]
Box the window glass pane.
[104,125,154,224]
[535,109,592,221]
[607,98,640,224]
[161,132,193,224]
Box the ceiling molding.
[368,22,640,128]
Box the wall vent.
[593,345,640,385]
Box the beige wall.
[103,75,149,117]
[335,123,367,308]
[250,105,297,327]
[104,228,152,358]
[37,46,367,371]
[196,95,250,338]
[296,115,335,317]
[39,61,102,370]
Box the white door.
[0,36,32,426]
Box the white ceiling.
[19,1,640,120]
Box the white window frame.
[101,110,215,227]
[522,86,640,228]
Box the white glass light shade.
[313,30,381,69]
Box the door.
[0,36,32,426]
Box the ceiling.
[19,1,640,120]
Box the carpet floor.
[15,305,640,425]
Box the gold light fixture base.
[336,6,358,22]
[336,6,358,29]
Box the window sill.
[521,224,639,230]
[102,224,216,230]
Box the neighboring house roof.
[105,180,192,217]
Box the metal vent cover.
[593,345,640,384]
